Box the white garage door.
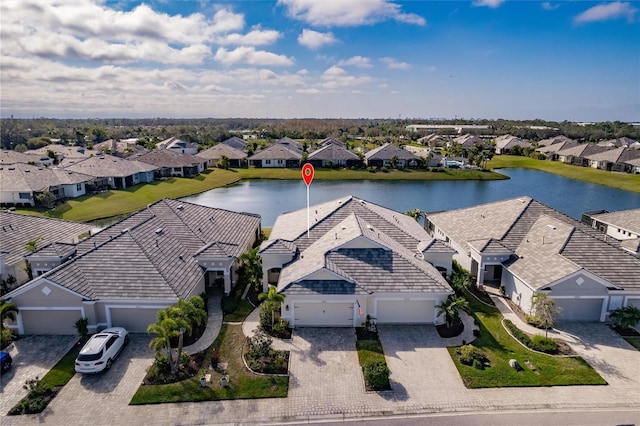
[109,308,161,332]
[21,309,80,334]
[294,302,353,327]
[377,300,435,324]
[553,298,603,321]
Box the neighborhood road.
[1,322,639,425]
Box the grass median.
[448,292,606,388]
[488,155,640,193]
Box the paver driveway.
[0,335,77,416]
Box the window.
[265,160,271,165]
[76,183,82,191]
[105,335,118,350]
[19,192,31,199]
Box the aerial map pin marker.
[302,163,314,186]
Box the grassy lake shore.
[17,167,506,223]
[488,155,640,193]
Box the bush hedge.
[458,344,488,369]
[504,319,558,354]
[362,360,390,390]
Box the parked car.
[0,351,12,373]
[75,327,129,374]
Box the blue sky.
[1,0,638,121]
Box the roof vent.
[177,205,184,210]
[547,225,556,230]
[155,228,163,234]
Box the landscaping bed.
[9,342,80,415]
[355,327,391,391]
[447,290,606,388]
[609,325,640,351]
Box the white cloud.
[574,2,637,24]
[278,0,425,27]
[298,29,338,49]
[472,0,506,9]
[297,88,322,94]
[214,47,294,66]
[320,65,372,89]
[337,56,373,68]
[217,29,282,46]
[381,57,411,70]
[541,2,560,11]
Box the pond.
[181,168,640,227]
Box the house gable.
[8,278,87,307]
[335,235,389,251]
[541,269,618,296]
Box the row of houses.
[2,195,639,334]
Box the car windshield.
[77,350,102,361]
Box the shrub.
[272,319,290,339]
[380,166,389,173]
[525,314,544,328]
[246,330,273,360]
[1,328,12,348]
[367,167,376,173]
[221,294,239,314]
[505,319,531,346]
[363,360,390,389]
[530,335,558,354]
[458,344,488,369]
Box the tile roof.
[556,143,608,158]
[248,143,302,161]
[417,239,456,254]
[36,199,261,300]
[197,143,247,161]
[0,150,46,165]
[318,137,346,147]
[0,211,93,266]
[26,242,77,259]
[537,135,575,147]
[428,196,640,291]
[308,143,360,161]
[276,212,451,296]
[597,137,638,148]
[259,239,298,255]
[0,163,93,192]
[584,147,640,163]
[536,140,579,154]
[133,150,206,168]
[590,208,640,235]
[365,143,418,161]
[60,153,158,177]
[27,144,89,159]
[221,137,248,151]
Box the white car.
[75,327,129,374]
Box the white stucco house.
[425,197,640,322]
[4,199,261,335]
[259,196,455,328]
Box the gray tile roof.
[585,147,640,163]
[34,199,261,300]
[365,143,418,161]
[536,140,579,154]
[417,239,456,254]
[537,135,575,147]
[620,238,640,254]
[60,153,158,177]
[221,137,248,151]
[274,207,452,296]
[428,196,640,291]
[27,242,77,259]
[494,135,531,151]
[0,211,93,266]
[0,150,46,165]
[0,163,93,192]
[27,144,89,159]
[259,239,298,255]
[197,143,247,161]
[248,143,302,161]
[591,208,640,235]
[318,137,346,147]
[133,150,206,168]
[556,143,608,158]
[308,143,360,161]
[597,137,638,148]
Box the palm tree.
[609,305,640,331]
[147,309,188,372]
[405,208,424,224]
[25,236,44,252]
[451,272,472,294]
[0,299,18,330]
[258,285,286,329]
[436,295,470,329]
[174,296,207,333]
[241,247,263,292]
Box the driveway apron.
[0,335,77,416]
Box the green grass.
[488,155,640,193]
[448,291,607,388]
[223,300,255,323]
[40,343,81,388]
[356,339,386,365]
[624,337,640,350]
[130,323,288,404]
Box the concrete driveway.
[0,335,77,416]
[377,325,466,402]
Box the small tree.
[241,247,263,293]
[609,305,640,331]
[530,293,559,338]
[405,208,424,224]
[35,191,56,209]
[74,317,89,343]
[25,236,44,252]
[216,154,229,169]
[436,295,470,329]
[258,285,285,330]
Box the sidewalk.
[183,294,223,355]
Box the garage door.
[21,309,80,334]
[109,307,161,332]
[553,298,603,321]
[376,300,434,324]
[294,302,353,327]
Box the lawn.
[130,323,287,404]
[624,337,640,350]
[448,291,607,388]
[488,155,640,193]
[355,328,391,391]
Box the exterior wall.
[546,272,610,297]
[1,190,35,206]
[30,258,65,277]
[605,225,640,241]
[61,182,87,198]
[501,270,535,313]
[260,252,295,292]
[422,252,453,277]
[626,297,640,308]
[4,261,30,286]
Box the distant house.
[27,144,89,164]
[157,137,199,155]
[307,142,361,168]
[93,139,146,158]
[0,150,50,166]
[4,199,261,335]
[0,163,93,207]
[260,196,455,327]
[318,137,346,148]
[583,208,640,242]
[0,211,93,286]
[442,156,469,168]
[365,143,420,168]
[60,153,157,190]
[404,146,443,167]
[452,134,492,150]
[625,157,640,174]
[133,150,206,178]
[555,144,608,166]
[248,138,303,168]
[425,196,640,322]
[597,137,638,149]
[536,139,580,159]
[221,136,248,152]
[537,135,575,148]
[494,135,531,154]
[418,133,446,147]
[198,143,248,168]
[585,147,640,172]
